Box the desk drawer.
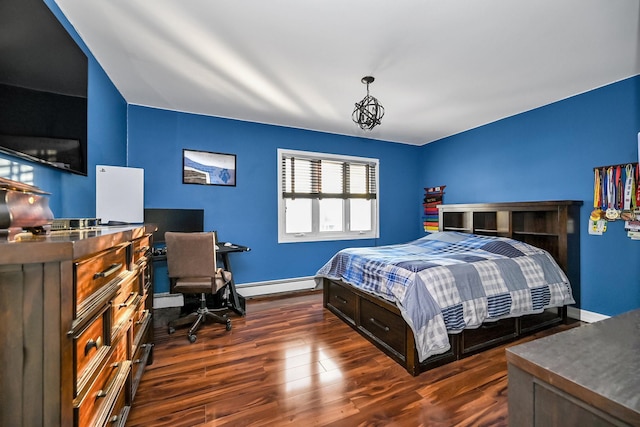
[359,299,406,358]
[326,281,357,322]
[75,245,128,315]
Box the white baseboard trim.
[236,276,318,298]
[154,292,183,309]
[567,306,609,323]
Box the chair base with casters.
[168,292,231,343]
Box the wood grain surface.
[126,291,580,427]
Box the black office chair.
[165,231,232,342]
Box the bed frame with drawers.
[322,201,581,376]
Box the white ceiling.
[54,0,640,146]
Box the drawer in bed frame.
[323,277,567,376]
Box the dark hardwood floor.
[126,291,580,427]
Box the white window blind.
[281,154,377,200]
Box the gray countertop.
[507,309,640,415]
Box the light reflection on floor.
[283,345,344,394]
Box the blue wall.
[127,106,422,292]
[0,0,127,217]
[420,76,640,317]
[4,2,638,316]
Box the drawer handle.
[334,295,348,304]
[96,390,107,399]
[85,336,103,356]
[369,318,390,332]
[93,263,122,279]
[109,415,119,424]
[118,292,136,308]
[136,311,149,325]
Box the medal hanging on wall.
[589,168,607,235]
[635,163,640,216]
[620,164,635,221]
[590,168,604,221]
[616,165,624,219]
[601,167,607,218]
[605,166,619,220]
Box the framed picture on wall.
[183,149,236,186]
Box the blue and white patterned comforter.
[315,232,575,362]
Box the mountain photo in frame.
[183,149,236,186]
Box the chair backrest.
[165,231,217,279]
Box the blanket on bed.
[315,232,575,362]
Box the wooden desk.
[507,309,640,426]
[152,241,250,316]
[216,242,250,316]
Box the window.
[0,159,34,185]
[278,148,379,243]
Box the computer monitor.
[144,208,204,245]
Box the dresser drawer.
[111,273,138,332]
[74,305,110,395]
[131,341,153,397]
[75,336,129,427]
[75,245,128,316]
[131,235,151,264]
[359,299,406,358]
[104,378,129,427]
[139,261,152,298]
[326,281,357,322]
[461,318,517,355]
[132,295,151,345]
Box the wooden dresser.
[0,225,154,427]
[507,309,640,426]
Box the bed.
[316,201,581,375]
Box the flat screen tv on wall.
[0,0,88,176]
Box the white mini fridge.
[96,165,144,224]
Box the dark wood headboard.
[438,200,582,280]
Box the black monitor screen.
[144,208,204,245]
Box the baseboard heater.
[154,276,318,308]
[236,276,317,298]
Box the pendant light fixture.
[352,76,384,130]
